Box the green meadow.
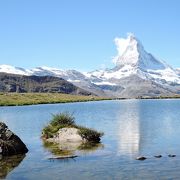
[0,93,110,106]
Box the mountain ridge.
[0,72,92,95]
[0,34,180,98]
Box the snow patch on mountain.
[67,79,81,83]
[0,65,31,75]
[176,68,180,75]
[146,68,180,84]
[94,81,117,86]
[31,66,65,76]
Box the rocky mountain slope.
[0,73,91,95]
[0,34,179,98]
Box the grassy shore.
[0,93,179,106]
[0,93,111,106]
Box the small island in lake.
[41,112,104,158]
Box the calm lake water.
[0,99,180,180]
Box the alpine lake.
[0,99,180,180]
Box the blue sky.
[0,0,180,71]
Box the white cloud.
[112,33,134,65]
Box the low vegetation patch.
[78,126,104,143]
[42,112,104,143]
[0,93,111,106]
[42,112,75,138]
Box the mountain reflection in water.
[117,101,140,157]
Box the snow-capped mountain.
[115,34,167,70]
[86,34,180,85]
[0,65,30,75]
[0,65,106,96]
[0,33,180,97]
[0,65,87,82]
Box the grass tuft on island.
[0,93,111,106]
[42,112,104,143]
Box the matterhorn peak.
[126,33,141,44]
[113,33,167,70]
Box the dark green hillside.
[0,72,91,95]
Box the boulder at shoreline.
[0,122,28,156]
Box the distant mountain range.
[0,34,180,98]
[0,73,91,95]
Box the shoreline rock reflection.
[43,141,104,159]
[0,154,25,179]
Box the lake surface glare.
[0,99,180,180]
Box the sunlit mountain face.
[0,34,180,98]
